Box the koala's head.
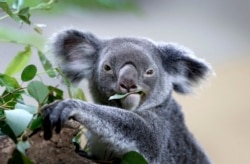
[48,29,212,110]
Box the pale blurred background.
[1,0,250,163]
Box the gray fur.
[43,29,212,163]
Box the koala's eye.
[104,64,112,72]
[145,69,154,76]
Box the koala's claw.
[42,100,68,140]
[43,113,54,140]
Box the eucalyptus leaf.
[17,140,30,155]
[0,109,4,120]
[72,87,86,101]
[0,121,17,143]
[48,86,63,99]
[8,149,33,164]
[29,114,43,131]
[121,151,148,164]
[0,89,23,109]
[109,90,143,100]
[38,50,57,77]
[32,1,53,10]
[56,68,71,87]
[109,92,131,100]
[5,109,33,136]
[0,1,13,16]
[0,73,21,91]
[21,64,37,82]
[27,81,49,104]
[18,7,31,24]
[0,26,45,50]
[0,1,20,22]
[72,131,82,146]
[47,85,63,103]
[15,102,37,114]
[4,46,32,76]
[13,0,45,9]
[12,0,24,10]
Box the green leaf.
[72,87,86,101]
[0,26,45,50]
[27,81,49,104]
[0,1,20,22]
[12,0,44,9]
[0,109,4,120]
[21,64,37,82]
[18,7,31,25]
[109,93,131,100]
[0,1,13,15]
[31,1,53,10]
[0,89,23,109]
[0,74,23,108]
[8,149,33,164]
[72,130,85,155]
[0,121,17,143]
[11,0,24,10]
[72,130,82,146]
[5,109,33,136]
[121,151,148,164]
[38,50,57,77]
[29,114,43,131]
[0,0,13,16]
[47,85,63,103]
[0,74,21,91]
[17,140,30,155]
[48,86,63,99]
[109,90,143,100]
[4,46,32,76]
[56,68,71,87]
[15,103,37,114]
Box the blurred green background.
[1,0,250,163]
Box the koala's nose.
[118,64,138,93]
[119,81,137,93]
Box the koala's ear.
[158,43,213,94]
[47,29,100,83]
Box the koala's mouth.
[109,90,144,110]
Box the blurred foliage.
[0,0,138,48]
[3,0,138,15]
[57,0,138,11]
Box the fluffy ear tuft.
[47,29,100,83]
[158,43,213,94]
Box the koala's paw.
[42,99,75,140]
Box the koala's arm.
[43,99,158,161]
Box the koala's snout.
[118,64,138,93]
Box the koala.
[42,29,212,164]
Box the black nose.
[119,82,137,93]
